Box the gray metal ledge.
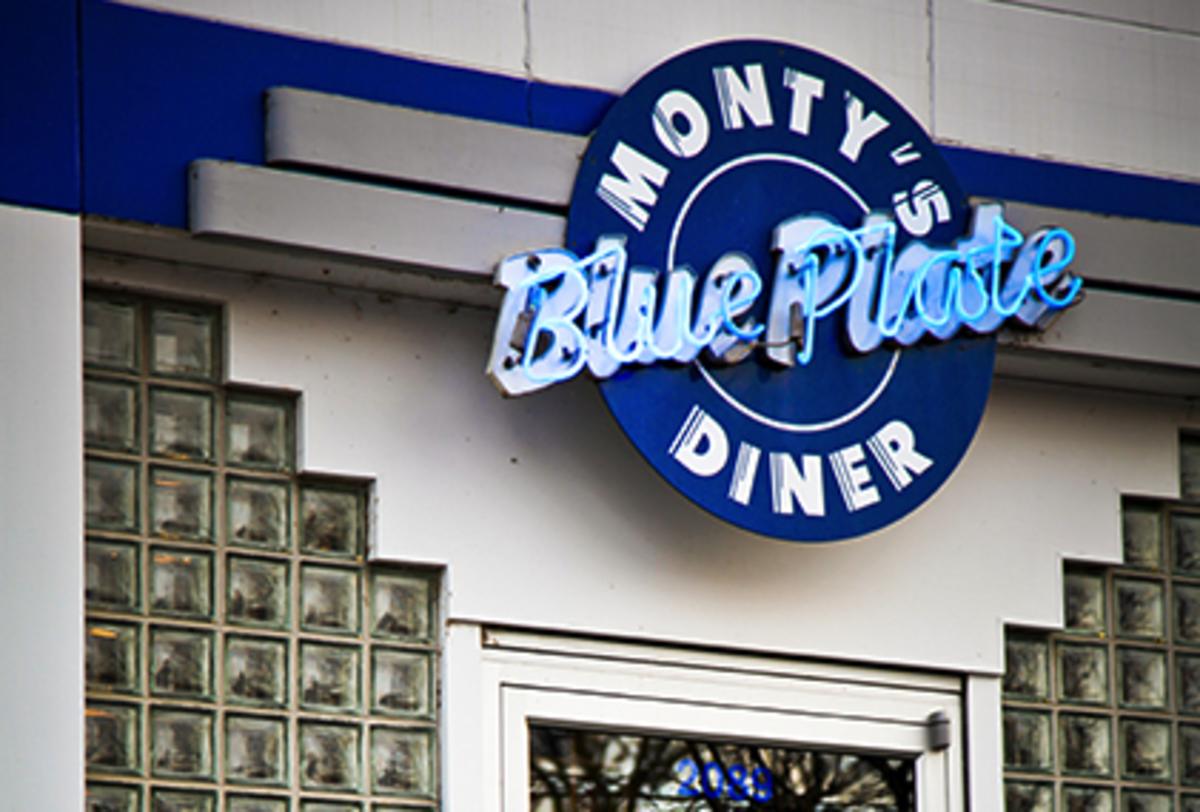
[266,86,585,208]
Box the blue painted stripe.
[65,0,1200,230]
[0,0,81,213]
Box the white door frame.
[444,624,964,811]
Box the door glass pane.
[529,725,915,811]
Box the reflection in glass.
[151,307,214,379]
[149,549,212,618]
[225,636,287,707]
[226,797,288,812]
[1182,655,1200,715]
[371,572,431,641]
[1124,503,1163,570]
[86,622,139,694]
[301,643,359,712]
[1117,647,1167,709]
[1005,636,1050,699]
[1120,718,1171,781]
[86,783,140,812]
[150,388,212,461]
[151,708,213,779]
[227,397,291,471]
[1180,585,1200,644]
[86,703,139,773]
[85,379,138,452]
[372,727,432,796]
[301,485,362,558]
[1058,643,1108,704]
[1181,724,1200,785]
[373,649,430,716]
[151,628,211,698]
[301,722,360,791]
[150,789,215,812]
[530,726,913,810]
[1062,784,1113,811]
[228,556,288,629]
[151,468,212,540]
[1115,579,1165,639]
[86,459,138,532]
[1005,782,1053,812]
[1186,795,1200,812]
[84,299,137,370]
[1065,571,1106,634]
[302,566,359,634]
[86,540,138,611]
[1123,791,1172,812]
[1059,714,1111,776]
[1004,710,1053,772]
[1177,513,1200,576]
[228,478,289,550]
[226,715,287,785]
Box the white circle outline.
[665,152,900,434]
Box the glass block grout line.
[1003,489,1200,811]
[84,289,441,812]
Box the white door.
[449,628,962,811]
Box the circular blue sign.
[566,41,995,542]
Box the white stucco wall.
[0,205,83,812]
[89,253,1196,677]
[118,0,1200,183]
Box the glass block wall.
[83,289,440,812]
[1003,434,1200,812]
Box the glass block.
[1066,571,1107,634]
[1182,724,1200,785]
[1124,502,1163,570]
[227,797,289,812]
[85,703,139,774]
[300,722,361,791]
[228,477,290,551]
[1182,655,1200,714]
[226,715,288,786]
[86,783,140,812]
[300,804,360,812]
[227,396,292,471]
[151,306,215,379]
[84,298,137,371]
[85,378,139,452]
[371,571,433,642]
[1122,792,1172,812]
[149,548,212,619]
[1117,647,1167,709]
[1120,718,1172,781]
[86,621,139,694]
[1060,713,1112,776]
[372,649,431,717]
[300,642,360,712]
[150,789,215,812]
[150,626,212,699]
[86,539,139,611]
[1185,796,1200,812]
[85,458,139,533]
[301,565,360,635]
[1006,635,1050,700]
[151,707,213,779]
[1176,512,1200,576]
[1004,709,1054,772]
[151,467,213,541]
[301,484,364,559]
[1063,785,1113,812]
[1058,643,1109,705]
[1116,578,1165,639]
[227,556,289,629]
[1184,435,1200,500]
[1180,586,1200,645]
[150,388,213,461]
[225,635,288,707]
[371,727,433,796]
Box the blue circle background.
[567,41,996,542]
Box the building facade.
[2,1,1200,810]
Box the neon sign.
[486,39,1085,543]
[487,204,1080,396]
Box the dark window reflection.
[530,726,914,811]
